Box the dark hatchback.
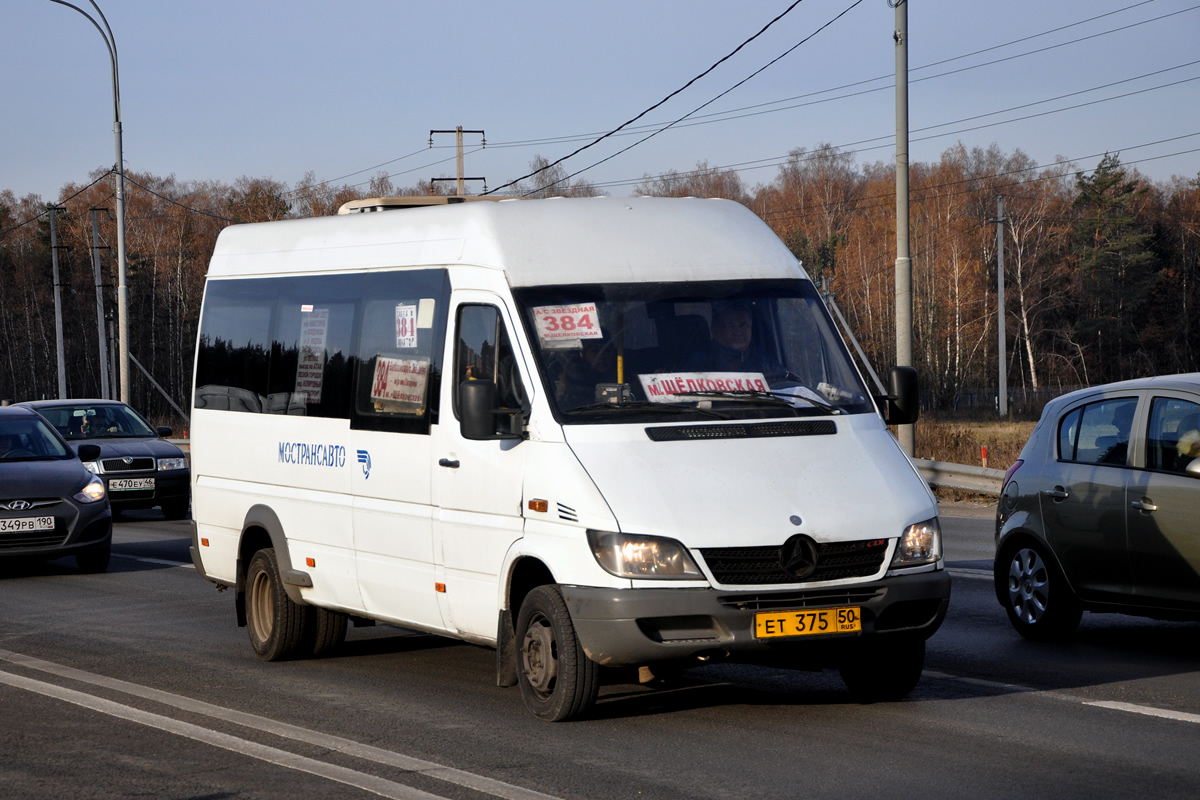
[0,406,112,572]
[19,399,190,520]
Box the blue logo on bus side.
[357,449,371,479]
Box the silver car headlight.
[74,477,107,504]
[81,460,102,475]
[890,517,942,568]
[587,530,702,579]
[157,457,187,471]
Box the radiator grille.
[700,539,888,585]
[102,457,154,472]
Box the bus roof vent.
[337,195,512,215]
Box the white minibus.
[189,196,949,721]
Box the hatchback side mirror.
[78,444,101,462]
[158,426,174,438]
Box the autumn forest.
[2,142,1198,427]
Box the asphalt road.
[1,505,1198,800]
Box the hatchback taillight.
[1002,459,1023,490]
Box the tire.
[839,635,925,702]
[75,542,111,574]
[515,585,599,722]
[161,498,190,520]
[999,542,1082,641]
[306,608,348,658]
[245,548,309,661]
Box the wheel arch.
[993,527,1072,607]
[235,504,307,626]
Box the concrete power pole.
[993,195,1008,417]
[91,208,112,399]
[429,126,486,195]
[893,0,914,455]
[49,206,68,399]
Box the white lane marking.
[947,568,991,580]
[1083,701,1200,725]
[0,648,559,800]
[0,669,447,800]
[113,554,195,569]
[924,670,1200,724]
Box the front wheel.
[999,543,1082,641]
[839,636,925,702]
[245,548,309,661]
[161,497,190,520]
[75,542,111,574]
[516,585,599,722]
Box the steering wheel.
[2,448,36,458]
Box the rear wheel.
[306,608,348,657]
[245,548,308,661]
[839,636,925,702]
[1000,542,1082,641]
[75,542,111,574]
[516,585,599,722]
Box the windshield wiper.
[564,400,728,419]
[683,390,842,415]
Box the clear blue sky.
[3,0,1198,202]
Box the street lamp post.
[49,0,130,403]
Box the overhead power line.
[485,0,810,195]
[526,0,868,197]
[480,1,1199,150]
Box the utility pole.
[49,206,68,399]
[893,0,914,455]
[49,0,130,403]
[91,208,112,399]
[992,195,1008,417]
[429,126,486,195]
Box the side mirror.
[879,366,920,425]
[157,426,174,438]
[78,444,102,462]
[1186,459,1200,477]
[460,380,498,441]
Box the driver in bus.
[690,301,784,376]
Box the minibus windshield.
[513,279,875,423]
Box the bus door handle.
[438,458,460,469]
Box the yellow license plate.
[754,607,862,638]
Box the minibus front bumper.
[560,569,951,669]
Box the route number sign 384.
[533,303,603,346]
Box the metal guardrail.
[914,458,1005,496]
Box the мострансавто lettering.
[278,441,347,468]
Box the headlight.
[74,477,107,504]
[157,457,187,471]
[587,530,702,579]
[81,461,101,475]
[890,517,941,568]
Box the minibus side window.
[351,271,449,435]
[194,279,275,412]
[269,294,356,419]
[455,305,527,434]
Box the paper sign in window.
[295,309,329,403]
[395,304,418,348]
[532,303,602,348]
[370,356,430,414]
[640,372,769,402]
